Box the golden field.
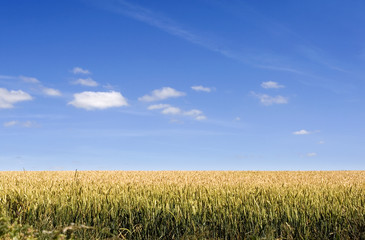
[0,171,364,239]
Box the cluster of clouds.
[67,67,129,110]
[1,68,210,121]
[140,87,207,120]
[70,67,99,87]
[0,74,61,109]
[252,81,288,106]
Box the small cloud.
[307,152,317,157]
[161,106,182,115]
[235,117,241,121]
[103,83,115,90]
[318,140,325,144]
[3,120,38,128]
[73,78,98,87]
[293,129,310,135]
[0,88,33,109]
[195,115,206,120]
[3,120,18,127]
[72,67,91,75]
[261,81,284,89]
[138,87,186,102]
[147,104,171,110]
[191,85,212,92]
[183,109,202,116]
[19,75,40,83]
[42,87,62,96]
[148,104,206,120]
[251,92,288,106]
[68,91,128,110]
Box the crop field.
[0,171,364,239]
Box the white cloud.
[72,67,91,75]
[0,88,33,109]
[293,129,310,135]
[73,78,98,87]
[261,81,284,89]
[191,85,212,92]
[235,117,241,121]
[68,91,128,110]
[318,140,325,144]
[161,106,182,115]
[251,92,288,106]
[3,121,18,127]
[195,115,206,120]
[42,87,62,96]
[3,120,37,128]
[138,87,186,102]
[307,152,317,157]
[147,104,171,110]
[183,109,202,116]
[148,104,206,120]
[19,75,40,83]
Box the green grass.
[0,171,364,239]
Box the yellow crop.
[0,171,364,239]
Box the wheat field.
[0,171,364,239]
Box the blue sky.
[1,0,364,170]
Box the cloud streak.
[72,78,98,87]
[96,0,313,76]
[251,92,288,106]
[191,85,212,92]
[139,87,185,102]
[148,104,206,120]
[72,67,91,75]
[261,81,284,89]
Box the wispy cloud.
[72,78,98,87]
[261,81,284,89]
[96,0,313,76]
[68,91,128,110]
[0,88,33,109]
[306,152,317,157]
[19,75,40,83]
[139,87,185,102]
[251,92,288,106]
[293,129,312,135]
[72,67,91,75]
[147,104,171,110]
[42,87,62,96]
[1,75,62,97]
[191,85,212,92]
[148,104,206,120]
[94,0,356,94]
[3,120,38,128]
[3,120,18,127]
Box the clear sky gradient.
[1,0,364,170]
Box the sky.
[1,0,364,170]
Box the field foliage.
[0,171,364,239]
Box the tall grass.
[0,171,364,239]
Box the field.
[0,171,364,239]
